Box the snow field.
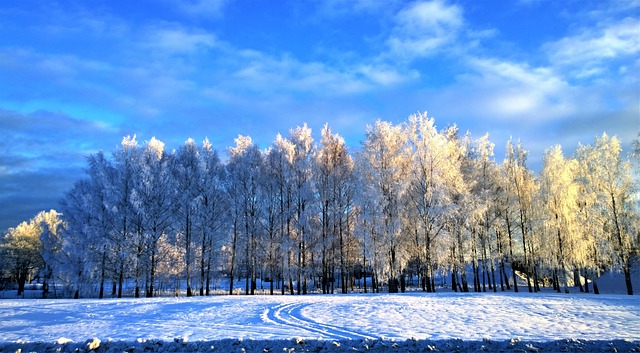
[0,292,638,352]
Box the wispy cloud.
[142,25,218,55]
[545,17,640,79]
[387,0,464,59]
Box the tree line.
[1,113,638,298]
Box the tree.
[314,124,356,294]
[405,113,462,292]
[463,132,501,293]
[288,124,315,295]
[539,145,581,293]
[105,135,141,298]
[226,135,263,295]
[404,113,465,292]
[130,137,178,297]
[577,133,637,295]
[196,138,228,296]
[173,138,203,297]
[267,134,296,294]
[360,120,410,293]
[60,151,115,299]
[504,138,538,292]
[0,210,62,296]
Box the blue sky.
[1,0,638,231]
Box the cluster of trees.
[2,113,638,298]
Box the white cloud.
[357,64,418,86]
[545,17,640,78]
[144,26,217,54]
[232,54,371,96]
[387,0,463,58]
[412,56,578,133]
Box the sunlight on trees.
[3,114,637,298]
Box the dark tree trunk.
[592,270,600,295]
[118,262,124,298]
[574,269,584,292]
[99,250,106,299]
[229,220,238,295]
[148,247,156,298]
[584,268,590,293]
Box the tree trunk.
[584,268,590,293]
[148,247,156,298]
[506,215,518,293]
[592,269,600,295]
[611,193,633,295]
[185,213,193,297]
[99,250,106,299]
[574,269,583,292]
[229,219,238,295]
[118,261,124,298]
[17,273,27,297]
[623,263,633,296]
[200,232,207,297]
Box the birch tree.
[268,134,296,294]
[131,137,178,297]
[539,145,580,293]
[196,138,227,296]
[227,135,263,295]
[504,138,538,292]
[315,124,356,293]
[360,120,410,293]
[577,134,636,295]
[404,114,465,292]
[289,124,315,294]
[106,135,140,298]
[173,138,203,296]
[0,210,62,296]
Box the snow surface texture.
[1,292,638,352]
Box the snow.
[0,292,638,352]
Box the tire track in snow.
[263,301,377,340]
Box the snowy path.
[263,301,377,340]
[0,292,638,343]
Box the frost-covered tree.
[226,135,264,295]
[314,124,356,294]
[353,150,384,293]
[267,134,296,294]
[59,179,97,298]
[0,210,62,296]
[130,137,178,297]
[288,124,315,294]
[360,120,410,293]
[98,136,141,298]
[504,138,538,292]
[403,113,465,292]
[262,143,286,295]
[576,133,637,295]
[172,138,203,297]
[196,138,228,296]
[61,151,115,298]
[463,132,501,293]
[37,210,65,298]
[539,145,581,293]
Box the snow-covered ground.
[1,292,639,352]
